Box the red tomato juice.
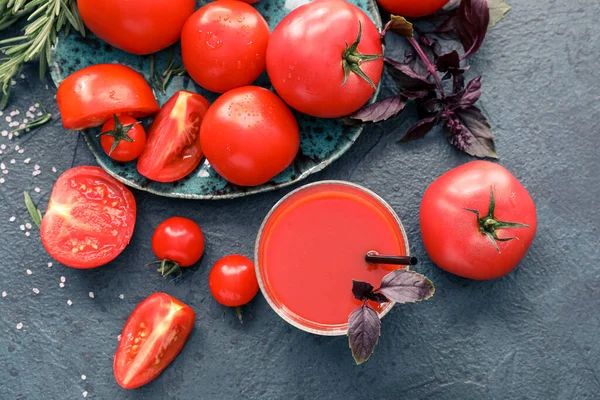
[256,182,407,332]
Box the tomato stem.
[146,259,182,278]
[465,186,531,253]
[235,306,244,324]
[341,21,382,90]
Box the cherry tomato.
[200,86,299,186]
[100,115,146,162]
[40,166,136,269]
[266,0,383,118]
[77,0,196,55]
[377,0,449,18]
[209,255,258,307]
[152,217,205,271]
[137,91,210,182]
[420,161,537,280]
[57,64,159,130]
[181,0,270,93]
[114,293,196,389]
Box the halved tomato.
[114,293,196,389]
[137,91,210,182]
[40,166,137,269]
[56,64,159,130]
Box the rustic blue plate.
[50,0,381,200]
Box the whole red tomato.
[181,0,270,93]
[40,166,137,269]
[77,0,196,55]
[420,161,537,280]
[377,0,449,18]
[200,86,300,187]
[114,293,196,389]
[152,217,205,276]
[56,64,159,130]
[209,255,259,307]
[100,115,146,162]
[137,91,210,183]
[266,0,383,118]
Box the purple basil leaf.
[348,305,381,364]
[352,280,375,301]
[443,0,461,11]
[348,96,407,123]
[385,57,436,91]
[457,0,490,59]
[402,89,430,99]
[445,75,482,109]
[367,292,390,303]
[453,72,466,92]
[400,115,439,142]
[404,36,441,76]
[381,15,414,38]
[420,36,442,59]
[436,50,461,72]
[444,106,498,158]
[437,15,458,34]
[376,270,435,304]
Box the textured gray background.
[1,0,599,399]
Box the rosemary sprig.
[24,191,42,228]
[149,48,187,95]
[9,102,52,134]
[0,0,85,109]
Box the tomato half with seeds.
[114,293,196,389]
[56,64,159,130]
[420,161,537,280]
[266,0,383,118]
[137,91,210,182]
[40,166,136,269]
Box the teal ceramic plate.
[50,0,381,200]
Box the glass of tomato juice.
[255,181,410,336]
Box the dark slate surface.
[1,1,599,399]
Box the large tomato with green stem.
[77,0,196,55]
[266,0,384,118]
[420,161,537,280]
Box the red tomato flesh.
[114,293,196,389]
[56,64,159,130]
[40,166,136,269]
[137,91,210,183]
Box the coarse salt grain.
[32,170,41,176]
[14,145,18,150]
[16,322,23,330]
[18,149,24,154]
[117,334,122,341]
[1,130,6,136]
[5,116,11,122]
[24,158,30,163]
[29,106,35,112]
[89,292,95,299]
[81,375,87,380]
[0,178,5,184]
[34,164,40,170]
[35,102,40,107]
[26,269,32,275]
[47,262,52,267]
[22,118,28,124]
[0,162,5,169]
[10,110,16,116]
[25,231,30,237]
[19,225,25,230]
[34,187,40,193]
[59,283,65,288]
[32,288,39,294]
[52,167,57,173]
[0,144,5,149]
[60,276,66,283]
[82,391,88,398]
[119,294,125,299]
[67,300,73,306]
[10,159,15,164]
[37,111,43,116]
[20,74,25,79]
[2,170,8,175]
[2,291,6,297]
[25,223,32,229]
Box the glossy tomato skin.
[377,0,449,18]
[266,0,383,118]
[77,0,196,55]
[57,64,159,130]
[137,91,210,182]
[100,116,147,162]
[209,255,258,307]
[152,217,205,267]
[114,293,196,389]
[200,86,300,186]
[40,166,136,269]
[420,161,537,280]
[181,0,270,93]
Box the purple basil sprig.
[348,0,501,159]
[348,270,435,364]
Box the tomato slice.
[56,64,159,130]
[40,166,136,269]
[114,293,196,389]
[137,91,210,182]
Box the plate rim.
[53,0,383,200]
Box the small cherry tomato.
[420,161,537,280]
[40,166,136,269]
[200,86,300,186]
[137,91,210,182]
[181,0,270,93]
[377,0,449,18]
[151,217,205,276]
[114,293,196,389]
[100,115,146,162]
[209,254,258,307]
[56,64,159,130]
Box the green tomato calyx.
[341,21,382,91]
[98,114,139,155]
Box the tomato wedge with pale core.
[40,166,136,269]
[137,91,210,182]
[56,64,159,130]
[114,293,196,389]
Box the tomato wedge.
[137,91,210,182]
[114,293,196,389]
[56,64,159,130]
[40,166,136,269]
